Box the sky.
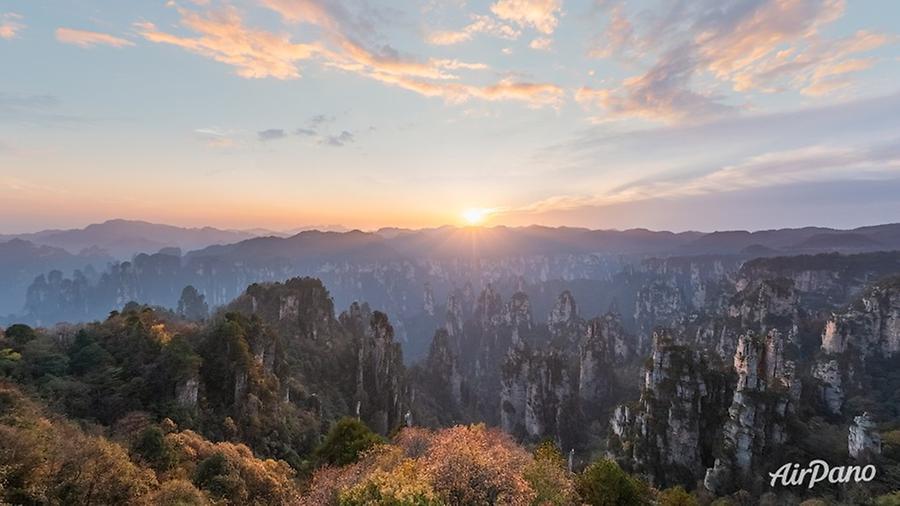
[1,0,900,233]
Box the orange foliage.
[302,424,557,506]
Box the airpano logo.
[769,460,876,488]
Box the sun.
[462,208,489,225]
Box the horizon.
[5,216,900,238]
[3,1,900,232]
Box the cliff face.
[821,277,900,358]
[342,304,406,434]
[548,290,585,350]
[611,307,802,493]
[579,311,629,416]
[418,287,637,446]
[808,277,900,416]
[848,412,882,460]
[225,277,408,435]
[500,341,577,448]
[704,330,798,494]
[610,330,732,487]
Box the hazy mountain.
[0,219,279,259]
[0,238,110,319]
[677,223,900,254]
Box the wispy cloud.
[56,27,134,48]
[0,12,24,39]
[509,140,900,218]
[323,130,354,146]
[582,0,891,122]
[426,14,520,45]
[258,128,287,141]
[136,6,319,79]
[194,127,238,148]
[257,0,560,106]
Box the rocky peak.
[579,313,630,415]
[610,329,731,487]
[732,331,797,397]
[727,278,799,337]
[354,310,405,434]
[426,328,463,406]
[504,291,533,345]
[475,284,504,329]
[549,290,578,327]
[634,279,685,354]
[423,281,435,316]
[705,329,795,494]
[548,290,585,350]
[445,291,465,344]
[821,276,900,358]
[849,412,882,460]
[233,277,338,342]
[500,342,576,448]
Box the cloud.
[56,28,134,48]
[511,140,900,219]
[426,14,520,45]
[194,127,237,148]
[583,0,890,122]
[136,6,319,79]
[258,128,287,141]
[0,12,24,39]
[577,45,734,123]
[323,130,354,146]
[295,127,316,136]
[529,37,552,50]
[490,0,561,35]
[309,114,333,127]
[134,1,560,107]
[258,0,559,106]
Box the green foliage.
[314,417,384,467]
[0,348,21,376]
[178,285,209,321]
[133,425,177,472]
[524,441,577,506]
[576,458,650,506]
[874,492,900,506]
[658,485,698,506]
[194,452,243,499]
[4,324,36,346]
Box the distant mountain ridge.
[0,219,284,259]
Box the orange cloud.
[0,12,24,39]
[136,7,318,79]
[490,0,561,35]
[135,1,561,107]
[426,14,521,46]
[583,0,890,122]
[56,27,134,48]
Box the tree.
[658,486,698,506]
[576,459,650,506]
[133,426,177,472]
[523,441,577,506]
[314,417,384,467]
[194,452,244,500]
[178,286,209,321]
[4,324,36,347]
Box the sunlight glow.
[462,208,490,225]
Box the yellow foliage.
[151,323,173,344]
[303,424,553,506]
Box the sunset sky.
[2,0,900,233]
